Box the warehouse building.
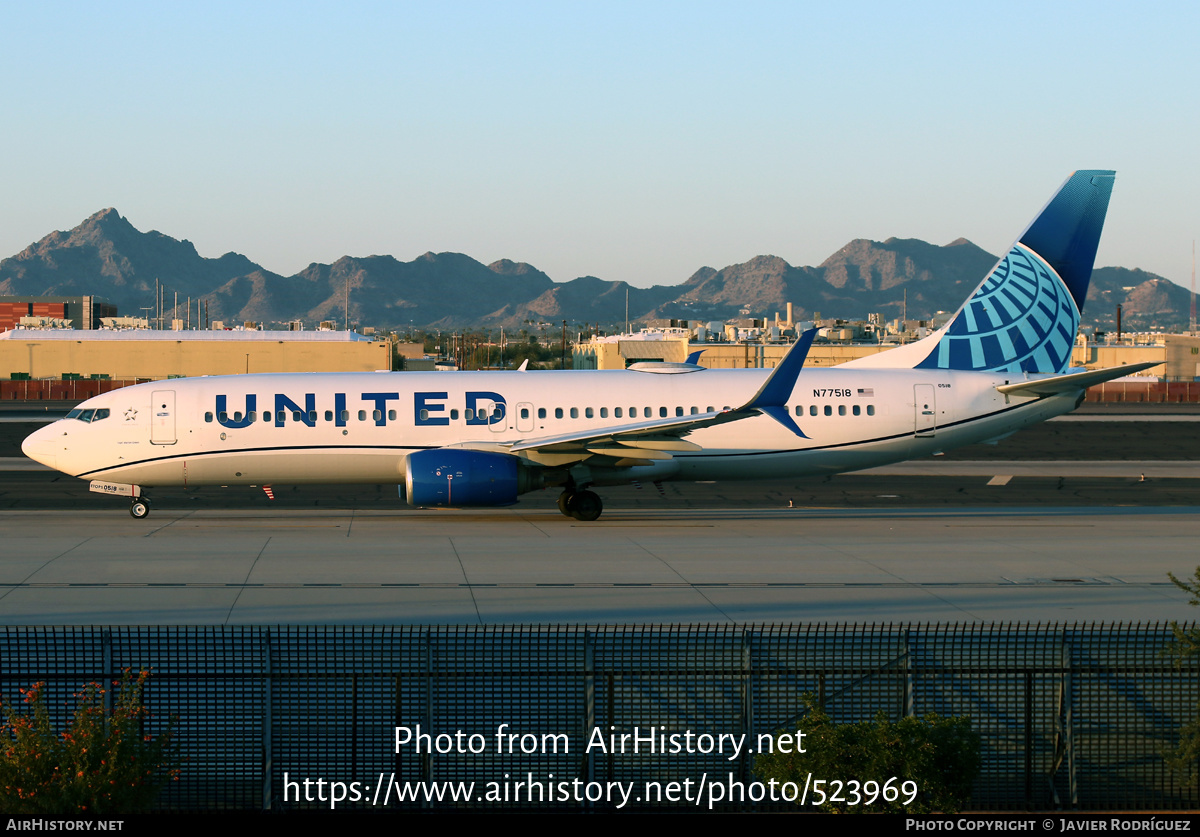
[0,328,392,380]
[0,295,117,331]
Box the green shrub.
[1165,568,1200,776]
[0,668,180,814]
[754,694,980,813]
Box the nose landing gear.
[129,496,151,519]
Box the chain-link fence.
[1,624,1195,811]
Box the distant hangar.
[0,328,393,380]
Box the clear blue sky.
[2,1,1197,290]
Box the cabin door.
[914,384,936,437]
[150,390,177,445]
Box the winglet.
[744,328,817,409]
[685,349,706,365]
[738,328,817,438]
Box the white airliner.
[22,171,1153,520]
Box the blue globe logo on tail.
[916,243,1078,374]
[914,170,1114,375]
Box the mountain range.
[0,208,1192,332]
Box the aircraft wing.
[509,408,746,455]
[995,361,1163,397]
[508,329,817,464]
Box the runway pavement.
[0,500,1196,625]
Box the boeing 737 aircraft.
[23,171,1153,520]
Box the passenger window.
[264,411,274,423]
[292,411,302,422]
[204,412,213,423]
[659,407,668,417]
[555,408,563,419]
[644,407,652,418]
[249,412,257,423]
[690,407,698,415]
[234,412,243,422]
[585,407,593,418]
[675,407,684,417]
[614,407,622,418]
[824,405,832,416]
[600,407,608,418]
[373,410,382,421]
[324,410,333,422]
[809,405,818,416]
[867,404,875,416]
[838,405,846,416]
[358,410,367,421]
[707,406,714,412]
[853,405,861,416]
[794,406,802,416]
[537,408,546,419]
[570,407,579,419]
[451,409,460,420]
[388,410,396,420]
[339,410,349,422]
[466,409,475,421]
[307,410,316,422]
[520,407,530,419]
[219,412,228,422]
[419,409,429,421]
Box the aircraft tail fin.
[846,171,1115,375]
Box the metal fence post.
[422,629,433,809]
[584,629,594,788]
[1064,639,1076,808]
[101,628,112,716]
[741,628,753,796]
[1024,669,1034,809]
[262,627,273,811]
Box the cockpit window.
[66,407,110,423]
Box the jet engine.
[403,449,528,507]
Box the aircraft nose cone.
[21,424,58,470]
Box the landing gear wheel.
[130,498,150,519]
[557,492,571,516]
[567,490,603,522]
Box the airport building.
[0,295,117,331]
[0,328,393,380]
[575,331,1188,376]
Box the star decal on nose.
[124,408,138,421]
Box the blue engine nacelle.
[403,449,520,507]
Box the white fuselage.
[21,366,1075,490]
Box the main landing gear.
[129,496,151,519]
[557,489,603,521]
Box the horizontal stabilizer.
[996,362,1162,397]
